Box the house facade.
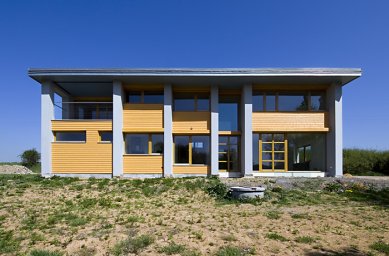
[29,68,361,178]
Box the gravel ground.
[0,165,33,174]
[221,176,389,190]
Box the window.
[174,93,209,111]
[253,91,326,111]
[219,95,240,131]
[127,90,163,104]
[55,132,86,142]
[259,134,287,171]
[100,131,113,142]
[125,134,164,154]
[253,134,259,170]
[174,135,210,165]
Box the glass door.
[259,134,288,171]
[219,136,240,172]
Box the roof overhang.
[28,68,361,86]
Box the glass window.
[56,132,86,142]
[219,95,239,131]
[253,134,259,170]
[125,134,148,154]
[197,94,210,111]
[192,136,209,164]
[265,93,276,111]
[175,136,189,163]
[253,93,264,111]
[144,91,164,104]
[152,134,164,154]
[311,93,326,111]
[127,91,142,103]
[100,132,113,142]
[278,93,308,111]
[174,94,195,111]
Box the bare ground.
[0,175,388,256]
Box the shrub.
[215,246,255,256]
[111,234,154,255]
[343,148,389,176]
[206,178,229,200]
[19,148,41,168]
[158,242,186,255]
[369,241,389,255]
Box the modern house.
[29,68,361,178]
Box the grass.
[215,246,256,256]
[369,241,389,255]
[295,236,316,244]
[29,249,63,256]
[265,210,282,219]
[0,228,20,253]
[158,242,187,255]
[111,234,154,255]
[265,232,288,242]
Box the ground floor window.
[219,136,240,172]
[125,134,164,154]
[253,133,326,171]
[174,135,210,165]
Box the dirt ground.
[0,175,388,256]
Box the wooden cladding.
[173,112,210,133]
[123,155,163,174]
[173,165,209,174]
[51,120,112,174]
[123,103,164,132]
[252,112,329,132]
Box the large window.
[127,90,164,104]
[174,135,210,165]
[253,92,326,111]
[219,95,240,131]
[125,134,164,154]
[55,132,86,142]
[174,93,209,111]
[259,134,287,171]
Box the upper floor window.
[253,92,326,111]
[127,90,164,104]
[219,95,240,131]
[55,132,86,142]
[99,131,113,142]
[173,93,209,111]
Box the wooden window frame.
[126,90,164,104]
[124,133,163,155]
[173,135,209,165]
[173,93,210,112]
[258,133,288,172]
[218,135,240,172]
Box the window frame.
[173,93,210,112]
[54,131,86,143]
[126,90,164,104]
[124,133,164,155]
[252,91,326,112]
[99,131,113,143]
[258,133,288,172]
[173,135,210,165]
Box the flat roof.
[28,68,362,95]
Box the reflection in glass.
[266,94,276,111]
[219,96,239,131]
[278,93,308,111]
[174,94,195,111]
[262,152,272,160]
[274,162,285,170]
[125,134,148,154]
[192,136,209,164]
[56,132,86,142]
[197,94,210,111]
[174,136,189,163]
[144,91,164,104]
[128,91,141,103]
[262,143,272,151]
[262,162,272,169]
[253,93,264,111]
[152,134,164,154]
[253,134,259,170]
[100,132,113,142]
[311,93,326,111]
[262,134,272,142]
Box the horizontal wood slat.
[173,112,210,133]
[52,120,112,131]
[252,112,329,132]
[173,165,209,174]
[123,155,163,174]
[123,104,164,132]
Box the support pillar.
[41,81,54,177]
[210,85,219,176]
[113,80,124,177]
[326,83,343,176]
[241,84,253,176]
[163,84,173,177]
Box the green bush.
[19,148,41,168]
[343,149,389,175]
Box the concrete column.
[41,81,55,177]
[113,80,124,177]
[326,83,343,177]
[163,84,173,177]
[210,85,219,176]
[241,84,253,176]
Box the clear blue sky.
[0,0,388,162]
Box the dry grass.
[0,175,388,256]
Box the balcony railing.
[54,102,113,120]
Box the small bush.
[215,246,255,256]
[206,179,229,200]
[369,241,389,255]
[19,148,40,168]
[265,232,288,242]
[295,236,315,244]
[158,242,186,255]
[112,234,154,255]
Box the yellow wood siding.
[123,155,163,174]
[173,112,210,134]
[252,112,329,132]
[173,165,209,174]
[52,120,112,174]
[123,104,164,132]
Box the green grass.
[0,228,20,253]
[158,242,186,255]
[265,210,282,220]
[369,241,389,255]
[215,246,256,256]
[111,234,154,255]
[29,249,63,256]
[265,232,288,242]
[295,236,316,244]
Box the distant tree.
[19,148,40,167]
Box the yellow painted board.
[123,104,164,131]
[173,165,209,174]
[123,155,163,174]
[173,112,210,133]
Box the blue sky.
[0,0,388,162]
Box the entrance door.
[218,136,240,172]
[259,134,287,171]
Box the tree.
[20,148,40,167]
